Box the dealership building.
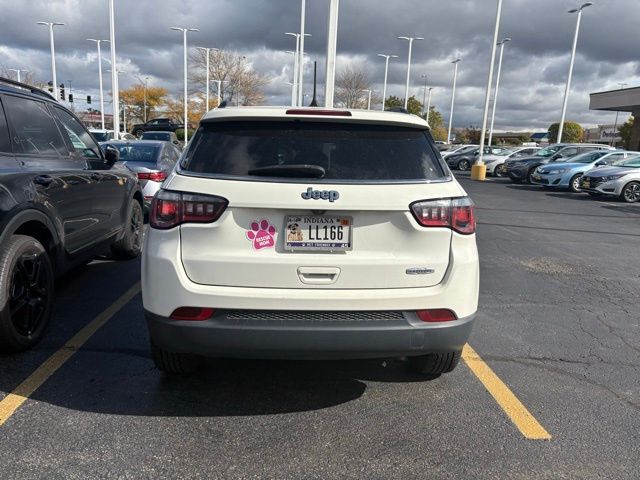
[589,86,640,149]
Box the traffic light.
[87,95,92,104]
[68,94,73,103]
[47,81,53,93]
[59,83,65,101]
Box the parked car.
[131,118,185,138]
[0,77,143,352]
[143,107,479,376]
[140,130,182,146]
[506,144,614,184]
[102,140,181,210]
[446,145,511,171]
[441,144,478,159]
[89,129,135,142]
[580,156,640,202]
[484,147,541,176]
[530,150,636,192]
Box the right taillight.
[410,197,476,235]
[150,190,228,229]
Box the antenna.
[309,61,318,107]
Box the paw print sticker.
[246,219,276,250]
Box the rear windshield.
[107,143,160,163]
[180,121,448,182]
[142,132,170,140]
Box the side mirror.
[104,145,120,167]
[595,160,607,167]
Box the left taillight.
[138,171,167,182]
[410,197,476,235]
[150,190,228,229]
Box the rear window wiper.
[247,164,326,178]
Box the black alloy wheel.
[526,168,538,184]
[0,235,54,352]
[458,159,471,171]
[111,200,144,259]
[621,181,640,203]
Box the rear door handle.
[33,175,54,186]
[297,267,341,285]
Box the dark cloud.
[0,0,637,130]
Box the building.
[78,111,114,129]
[589,86,640,149]
[583,124,622,146]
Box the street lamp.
[134,75,151,123]
[360,89,372,110]
[426,87,434,124]
[398,36,424,109]
[421,74,428,116]
[87,38,110,129]
[476,0,504,169]
[298,0,307,107]
[285,50,298,106]
[324,0,340,108]
[197,46,219,112]
[488,37,511,147]
[285,33,301,106]
[37,21,64,101]
[108,0,120,138]
[212,79,228,106]
[8,69,28,83]
[171,26,199,144]
[377,54,398,111]
[611,82,628,146]
[447,58,461,144]
[557,2,593,144]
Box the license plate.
[284,215,352,251]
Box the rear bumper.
[146,310,476,359]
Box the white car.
[484,146,541,176]
[89,128,136,142]
[142,107,479,376]
[580,156,640,202]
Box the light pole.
[426,87,433,124]
[377,54,398,111]
[212,79,227,106]
[285,33,300,106]
[488,37,511,147]
[87,38,109,129]
[8,69,28,83]
[324,0,340,108]
[171,26,199,144]
[298,0,307,107]
[108,0,120,138]
[476,0,503,170]
[197,47,218,112]
[447,59,461,144]
[421,74,428,116]
[611,82,628,146]
[360,89,372,110]
[398,36,424,109]
[557,2,593,144]
[285,50,298,106]
[37,21,64,101]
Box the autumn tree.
[163,93,207,126]
[424,107,448,142]
[384,95,425,116]
[547,121,584,143]
[119,84,168,123]
[190,49,269,106]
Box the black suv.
[0,78,143,352]
[131,118,185,138]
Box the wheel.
[150,341,201,374]
[620,181,640,203]
[457,159,470,171]
[569,174,582,193]
[0,235,54,353]
[494,164,507,177]
[133,129,144,138]
[408,351,461,376]
[111,200,144,260]
[526,168,538,184]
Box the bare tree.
[190,50,270,106]
[335,65,378,109]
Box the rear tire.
[494,164,507,177]
[150,341,202,374]
[408,351,461,376]
[458,159,471,171]
[569,174,582,193]
[620,181,640,203]
[111,200,143,260]
[0,235,54,353]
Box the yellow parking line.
[0,282,141,427]
[462,344,551,440]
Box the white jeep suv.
[142,107,479,376]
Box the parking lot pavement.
[1,176,639,479]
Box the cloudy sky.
[0,0,638,131]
